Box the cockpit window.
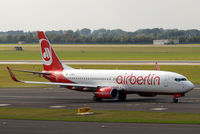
[175,78,187,82]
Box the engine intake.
[95,87,118,99]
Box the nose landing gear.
[173,93,184,103]
[173,97,179,103]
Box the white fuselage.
[63,69,194,94]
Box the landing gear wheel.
[173,98,178,103]
[118,91,126,101]
[93,96,102,102]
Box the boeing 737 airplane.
[7,31,195,103]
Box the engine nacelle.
[138,93,157,97]
[95,87,118,99]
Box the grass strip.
[1,46,200,60]
[0,107,200,124]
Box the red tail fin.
[38,31,63,71]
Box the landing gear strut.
[173,94,183,103]
[93,96,102,102]
[118,90,126,101]
[173,97,178,103]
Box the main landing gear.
[93,96,102,102]
[118,90,126,101]
[173,94,183,103]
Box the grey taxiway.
[0,119,200,134]
[0,87,199,113]
[0,87,199,134]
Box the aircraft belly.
[124,84,177,93]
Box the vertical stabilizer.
[38,31,73,71]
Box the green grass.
[0,107,200,124]
[1,45,200,60]
[1,64,200,88]
[0,64,48,88]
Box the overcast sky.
[0,0,199,32]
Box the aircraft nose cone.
[186,81,195,91]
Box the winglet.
[155,62,160,71]
[7,67,20,82]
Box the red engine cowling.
[95,87,118,99]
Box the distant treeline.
[0,28,200,44]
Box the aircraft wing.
[17,81,98,88]
[7,67,97,88]
[12,69,50,75]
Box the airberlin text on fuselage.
[116,73,160,86]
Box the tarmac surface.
[1,60,200,65]
[0,87,199,113]
[0,119,200,134]
[0,87,199,133]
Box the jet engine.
[95,87,118,99]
